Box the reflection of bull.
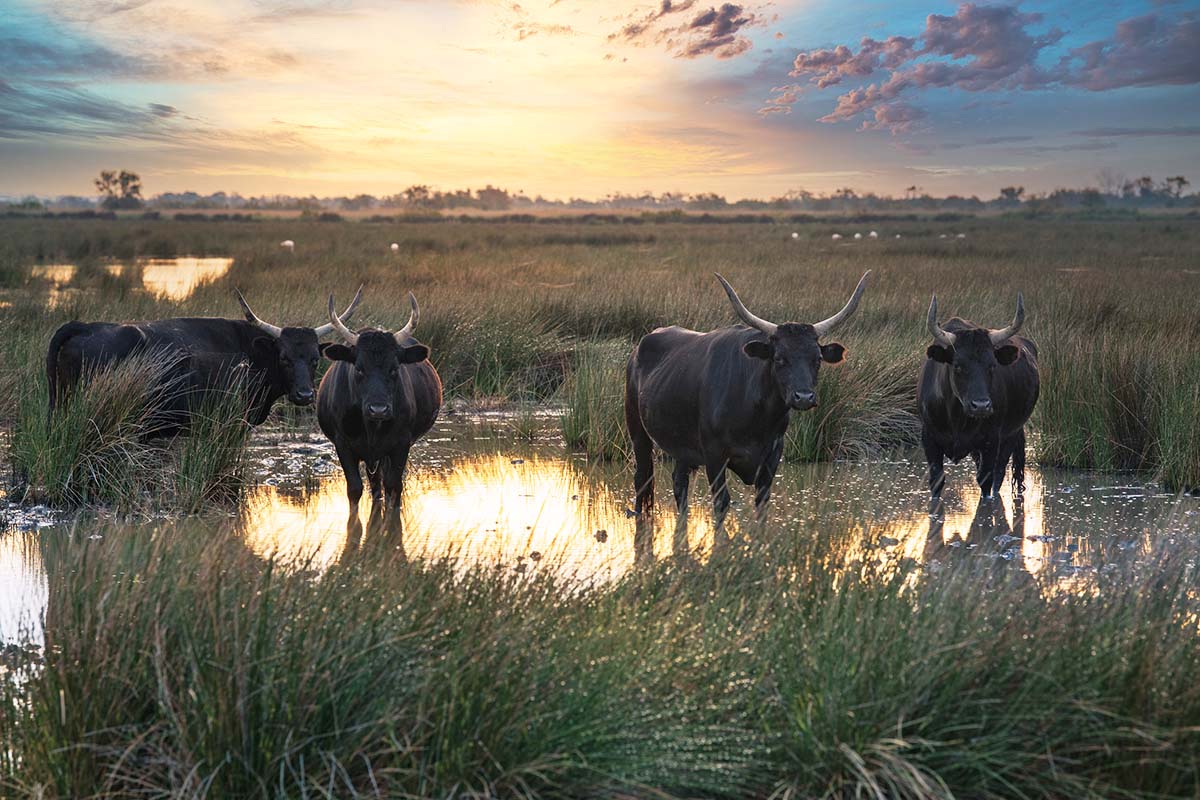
[925,497,1034,588]
[919,295,1039,502]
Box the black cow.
[626,271,870,528]
[46,289,362,435]
[918,294,1039,502]
[317,292,442,513]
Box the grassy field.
[1,512,1198,797]
[3,212,1199,491]
[2,214,1200,797]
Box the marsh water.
[30,257,233,305]
[3,413,1198,642]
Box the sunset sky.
[1,0,1197,200]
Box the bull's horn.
[234,288,282,338]
[988,293,1025,345]
[394,292,419,344]
[812,270,871,337]
[327,294,359,345]
[927,295,956,347]
[714,274,777,336]
[314,284,364,337]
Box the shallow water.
[2,416,1197,641]
[31,257,233,303]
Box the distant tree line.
[3,171,1196,214]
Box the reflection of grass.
[3,215,1200,485]
[2,517,1197,797]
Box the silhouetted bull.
[626,271,871,528]
[317,292,442,513]
[918,294,1039,501]
[46,289,362,435]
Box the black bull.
[918,293,1040,501]
[317,292,442,512]
[625,271,870,528]
[45,289,361,435]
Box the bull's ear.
[399,344,430,364]
[251,336,278,363]
[820,342,846,364]
[743,340,772,360]
[994,344,1020,366]
[323,344,356,363]
[927,344,954,363]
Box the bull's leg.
[628,419,655,516]
[975,438,1001,499]
[922,429,946,505]
[336,444,364,510]
[366,461,384,503]
[753,438,785,524]
[382,445,411,512]
[706,459,731,533]
[672,461,693,512]
[1012,429,1027,496]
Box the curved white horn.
[314,284,364,337]
[989,292,1025,345]
[234,288,282,338]
[714,274,776,336]
[394,292,419,344]
[812,270,871,337]
[927,295,956,347]
[326,294,358,345]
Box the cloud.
[1061,13,1200,90]
[514,22,576,41]
[0,32,161,79]
[610,1,760,60]
[857,102,926,134]
[1073,125,1200,138]
[0,79,173,139]
[770,4,1199,132]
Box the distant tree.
[1081,188,1106,209]
[1166,176,1190,198]
[94,169,144,209]
[1096,168,1125,196]
[999,186,1025,203]
[402,185,432,207]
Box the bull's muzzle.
[365,402,393,421]
[965,398,994,418]
[290,388,315,406]
[789,391,817,411]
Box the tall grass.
[2,514,1197,797]
[3,214,1200,484]
[559,341,629,460]
[9,351,253,511]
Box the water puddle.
[31,257,233,303]
[3,416,1198,642]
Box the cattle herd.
[45,272,1039,526]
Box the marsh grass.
[2,514,1197,798]
[559,341,629,460]
[10,351,254,511]
[3,214,1200,486]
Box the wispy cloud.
[1074,125,1200,138]
[610,1,761,60]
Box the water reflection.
[3,426,1198,641]
[31,257,233,303]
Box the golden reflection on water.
[240,454,721,579]
[0,533,46,642]
[31,257,233,302]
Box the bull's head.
[234,286,363,406]
[322,292,430,423]
[926,294,1025,419]
[714,271,870,411]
